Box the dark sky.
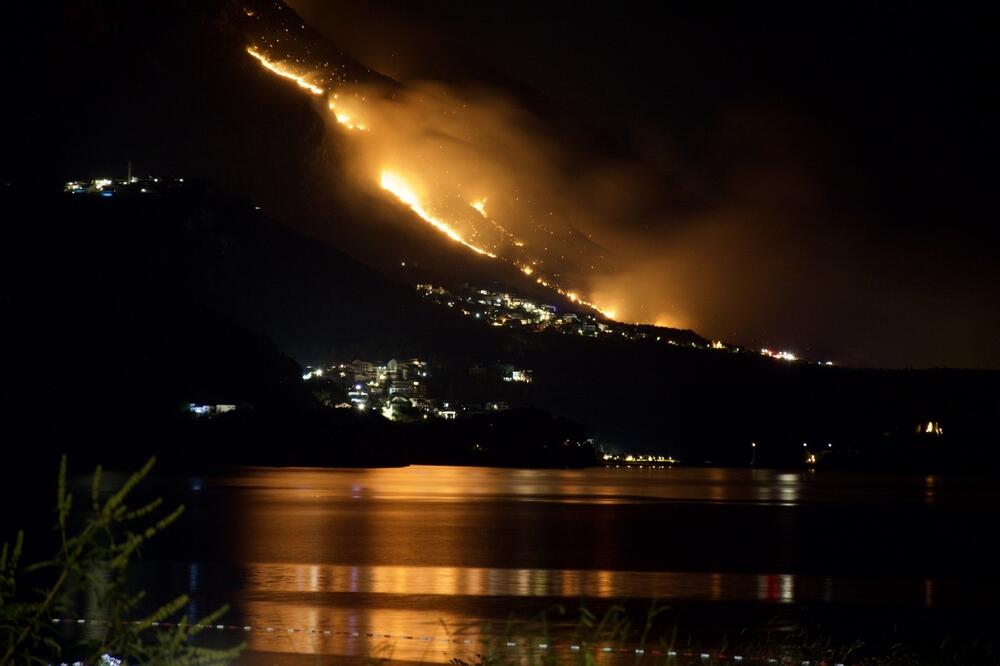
[288,1,999,225]
[288,1,1000,369]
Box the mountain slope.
[4,3,999,470]
[4,183,997,471]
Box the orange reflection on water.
[241,561,776,601]
[924,474,937,505]
[241,600,475,662]
[236,562,800,660]
[214,465,829,507]
[192,466,974,660]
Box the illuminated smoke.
[243,4,1000,366]
[246,41,647,322]
[324,82,629,314]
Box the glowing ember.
[379,171,496,257]
[246,47,324,95]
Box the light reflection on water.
[240,601,479,662]
[231,562,942,660]
[211,465,953,506]
[234,563,807,660]
[156,465,996,661]
[242,562,798,602]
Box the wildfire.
[379,171,496,258]
[245,45,626,323]
[246,47,324,96]
[328,98,368,131]
[335,113,367,131]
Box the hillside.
[3,2,998,472]
[2,183,997,472]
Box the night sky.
[288,1,1000,369]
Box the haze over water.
[138,466,998,662]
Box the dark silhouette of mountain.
[3,3,998,472]
[0,183,598,470]
[0,185,301,461]
[2,183,997,474]
[0,180,501,386]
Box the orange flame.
[246,47,324,95]
[379,171,496,258]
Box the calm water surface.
[133,466,999,662]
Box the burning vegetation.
[241,0,631,322]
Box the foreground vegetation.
[0,456,241,665]
[429,602,994,666]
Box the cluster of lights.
[602,453,678,465]
[503,369,533,383]
[760,348,836,366]
[303,358,516,421]
[920,420,944,436]
[64,175,180,197]
[417,283,683,345]
[760,348,799,362]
